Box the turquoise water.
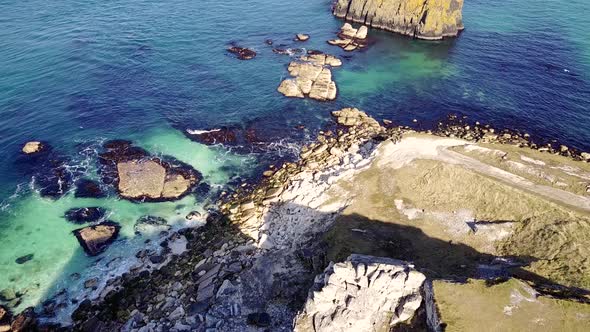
[0,0,589,319]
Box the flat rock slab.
[73,221,120,256]
[117,160,193,201]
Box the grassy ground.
[321,137,590,329]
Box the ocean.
[0,0,589,320]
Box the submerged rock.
[16,143,75,199]
[74,179,105,198]
[21,141,44,154]
[134,215,170,235]
[185,128,237,145]
[14,254,34,265]
[64,207,107,224]
[73,221,120,256]
[295,254,438,331]
[333,0,464,40]
[227,46,257,60]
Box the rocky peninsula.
[333,0,464,40]
[8,108,585,332]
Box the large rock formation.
[277,54,341,101]
[98,140,200,201]
[333,0,464,40]
[295,255,440,331]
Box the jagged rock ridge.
[333,0,464,40]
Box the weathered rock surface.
[277,55,341,101]
[333,0,464,40]
[295,254,439,331]
[328,23,369,51]
[73,221,120,256]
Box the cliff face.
[333,0,464,40]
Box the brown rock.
[10,307,36,332]
[73,221,120,256]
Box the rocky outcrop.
[328,23,369,51]
[295,254,439,331]
[333,0,464,40]
[277,54,342,101]
[227,46,256,60]
[98,140,200,201]
[73,221,120,256]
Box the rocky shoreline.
[4,107,587,332]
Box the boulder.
[73,221,120,256]
[296,33,310,41]
[294,254,439,331]
[227,46,257,60]
[64,207,107,224]
[22,141,43,154]
[333,0,464,40]
[328,23,369,51]
[15,254,34,265]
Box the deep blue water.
[0,0,589,318]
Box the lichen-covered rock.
[294,254,440,332]
[73,221,120,256]
[333,0,464,40]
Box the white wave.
[186,128,222,135]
